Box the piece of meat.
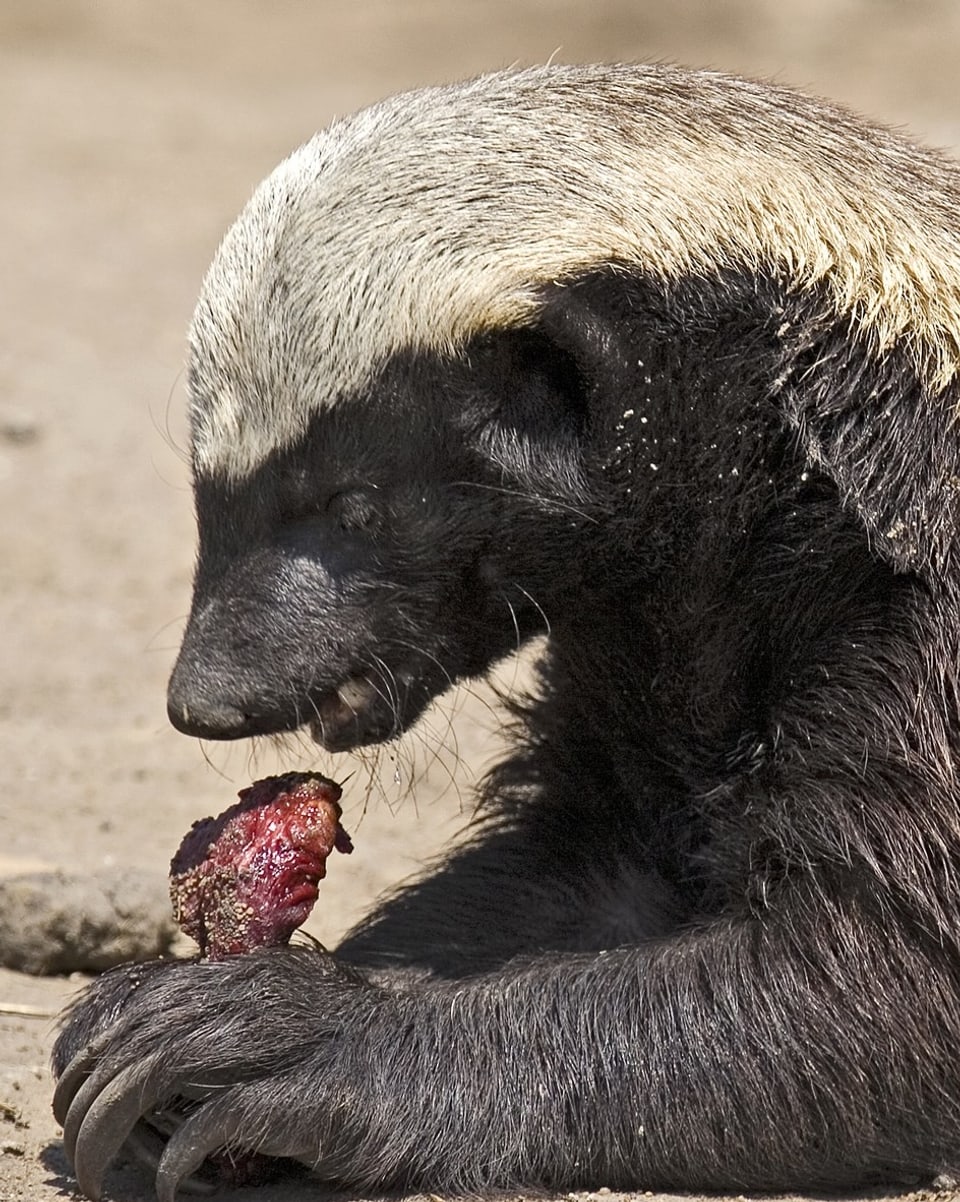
[169,772,352,959]
[167,773,353,1187]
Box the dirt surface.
[2,1,960,1200]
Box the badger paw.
[53,947,395,1201]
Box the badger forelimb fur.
[54,63,960,1198]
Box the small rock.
[0,408,40,446]
[0,869,176,975]
[0,1101,25,1129]
[0,1141,25,1157]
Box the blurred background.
[1,4,959,1194]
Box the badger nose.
[167,644,297,740]
[166,689,250,739]
[167,641,262,738]
[166,668,252,739]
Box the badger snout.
[166,602,299,740]
[164,533,436,749]
[167,614,428,749]
[166,538,368,742]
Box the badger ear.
[536,272,960,583]
[482,327,590,440]
[777,343,960,583]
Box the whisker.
[369,655,403,734]
[500,590,522,654]
[405,693,466,809]
[151,370,191,464]
[145,613,189,654]
[453,480,598,524]
[511,582,552,636]
[147,370,192,489]
[409,729,464,808]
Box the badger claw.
[155,1107,247,1202]
[59,1055,161,1200]
[56,1039,227,1199]
[126,1119,220,1196]
[65,1055,163,1167]
[52,1036,106,1127]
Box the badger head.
[167,64,960,751]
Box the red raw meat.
[169,772,352,959]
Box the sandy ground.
[2,1,960,1199]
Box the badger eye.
[326,488,381,534]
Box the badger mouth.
[309,674,408,752]
[308,658,454,753]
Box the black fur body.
[53,64,960,1199]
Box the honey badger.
[54,62,960,1199]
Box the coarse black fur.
[54,130,960,1200]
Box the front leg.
[54,894,957,1200]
